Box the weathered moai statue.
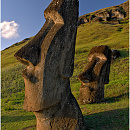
[14,0,85,129]
[78,45,112,104]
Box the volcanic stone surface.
[78,45,112,104]
[15,0,85,129]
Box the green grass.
[1,37,33,68]
[1,20,129,129]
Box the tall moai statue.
[78,45,112,104]
[14,0,85,129]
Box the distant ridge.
[78,1,129,25]
[3,37,34,51]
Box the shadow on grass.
[104,92,129,103]
[22,125,36,130]
[120,50,129,58]
[1,108,129,129]
[84,108,129,130]
[2,115,36,123]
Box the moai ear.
[59,1,79,79]
[60,40,76,78]
[99,47,112,84]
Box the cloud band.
[0,21,19,39]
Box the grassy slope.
[1,37,34,68]
[1,20,129,129]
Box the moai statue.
[14,0,85,130]
[78,45,112,104]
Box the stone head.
[78,45,112,84]
[14,0,79,111]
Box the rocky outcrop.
[92,16,103,22]
[120,1,129,17]
[14,0,85,130]
[78,45,112,104]
[95,10,111,21]
[78,1,129,25]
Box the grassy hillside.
[1,19,129,129]
[1,37,34,68]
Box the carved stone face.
[78,45,112,104]
[78,45,112,84]
[14,0,79,111]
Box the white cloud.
[0,21,19,39]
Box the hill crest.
[78,1,129,25]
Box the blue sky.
[1,0,127,50]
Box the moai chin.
[78,45,112,104]
[14,0,85,129]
